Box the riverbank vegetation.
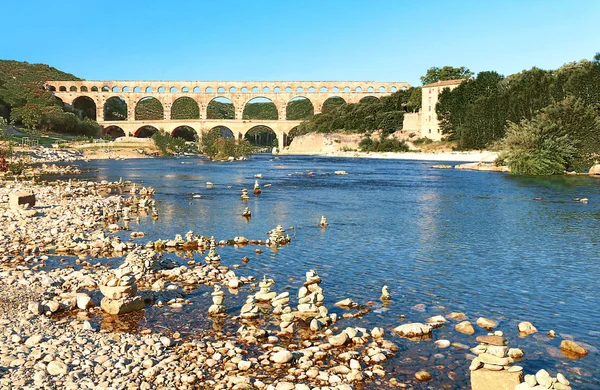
[0,60,101,136]
[200,128,256,160]
[438,52,600,174]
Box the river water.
[53,154,599,388]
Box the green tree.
[406,87,422,112]
[420,66,473,85]
[497,98,600,174]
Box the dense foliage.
[358,134,409,153]
[151,131,189,156]
[497,98,600,174]
[420,66,474,85]
[135,97,163,120]
[207,101,235,120]
[0,60,99,136]
[201,128,256,159]
[290,89,412,139]
[436,53,600,174]
[243,102,278,120]
[171,97,199,120]
[286,98,314,120]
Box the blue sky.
[2,0,598,86]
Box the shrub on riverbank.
[201,130,256,159]
[359,135,409,153]
[151,131,189,156]
[496,98,600,175]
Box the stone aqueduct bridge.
[46,80,411,149]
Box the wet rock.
[518,321,538,336]
[328,332,349,347]
[394,322,432,338]
[535,369,551,387]
[560,339,589,358]
[476,335,507,346]
[100,296,144,315]
[455,321,475,335]
[415,371,432,381]
[476,317,497,330]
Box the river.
[52,154,599,389]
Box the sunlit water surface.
[46,154,600,389]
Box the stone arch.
[104,125,126,139]
[367,87,374,93]
[169,87,177,93]
[296,87,304,93]
[251,86,259,93]
[73,96,97,120]
[343,87,351,93]
[243,97,278,120]
[390,87,397,92]
[112,86,120,93]
[104,96,128,121]
[322,96,346,113]
[285,86,293,93]
[263,87,270,93]
[355,87,363,92]
[274,86,281,93]
[171,97,199,120]
[206,87,213,93]
[217,87,226,93]
[59,86,67,92]
[102,86,110,92]
[320,87,327,93]
[157,86,165,93]
[182,86,189,93]
[378,86,386,93]
[286,96,314,120]
[331,87,339,93]
[308,87,316,93]
[145,86,153,93]
[48,85,57,92]
[133,86,141,93]
[244,125,278,147]
[69,86,77,92]
[135,97,163,120]
[135,125,159,138]
[241,87,249,93]
[206,97,235,120]
[91,86,99,92]
[209,126,235,138]
[230,87,237,93]
[172,126,198,141]
[359,96,379,104]
[193,87,201,93]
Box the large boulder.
[471,368,523,390]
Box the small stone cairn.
[319,215,328,227]
[204,238,221,269]
[100,275,145,315]
[242,207,251,217]
[516,369,572,390]
[296,269,333,331]
[241,189,249,201]
[266,225,291,246]
[253,180,261,195]
[469,332,523,389]
[208,285,226,315]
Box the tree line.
[437,53,600,174]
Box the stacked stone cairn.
[208,285,226,315]
[515,369,572,390]
[100,274,145,315]
[296,269,335,331]
[241,189,249,201]
[469,333,524,390]
[253,180,261,195]
[116,248,176,281]
[266,225,291,246]
[204,238,221,269]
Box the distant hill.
[0,60,98,135]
